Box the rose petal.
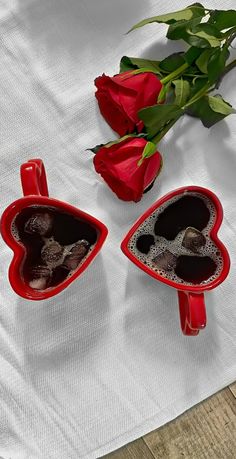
[93,137,162,202]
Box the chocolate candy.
[63,240,90,270]
[41,240,64,265]
[29,265,51,290]
[24,212,53,237]
[152,250,177,271]
[182,227,206,253]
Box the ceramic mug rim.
[1,195,108,300]
[120,185,230,293]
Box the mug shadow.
[16,255,110,386]
[123,262,180,346]
[139,38,185,62]
[123,261,220,400]
[162,114,230,153]
[165,116,236,209]
[95,183,162,230]
[201,123,236,196]
[152,115,235,197]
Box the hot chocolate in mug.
[0,159,108,300]
[121,186,230,336]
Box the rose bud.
[95,71,163,136]
[93,137,162,202]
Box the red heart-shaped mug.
[0,159,108,300]
[121,186,230,336]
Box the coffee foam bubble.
[11,224,20,241]
[128,192,223,286]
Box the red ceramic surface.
[121,186,230,336]
[0,159,108,300]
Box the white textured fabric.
[0,0,236,457]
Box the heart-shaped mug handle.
[178,291,207,336]
[20,159,49,197]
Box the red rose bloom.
[95,71,163,137]
[93,137,162,202]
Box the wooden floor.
[102,382,236,459]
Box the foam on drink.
[128,192,223,286]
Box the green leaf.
[208,95,236,115]
[186,97,224,126]
[207,46,230,83]
[192,75,207,84]
[186,76,208,104]
[159,53,185,72]
[167,18,222,47]
[86,144,105,154]
[184,35,212,48]
[137,141,156,166]
[190,23,224,38]
[189,76,209,97]
[184,64,202,76]
[209,10,236,30]
[189,2,205,7]
[128,5,206,32]
[184,46,202,64]
[120,56,161,73]
[129,10,193,32]
[195,49,213,73]
[223,25,236,39]
[138,104,184,138]
[105,135,140,148]
[186,29,221,47]
[167,17,202,40]
[119,56,137,72]
[172,79,190,106]
[157,81,172,103]
[186,95,235,127]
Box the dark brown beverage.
[12,206,98,290]
[154,195,210,240]
[128,192,223,286]
[175,255,217,284]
